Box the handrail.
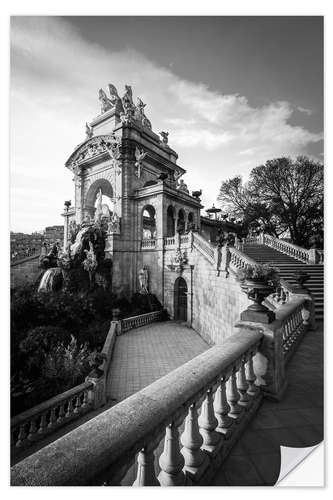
[228,246,257,270]
[11,329,263,486]
[262,234,310,263]
[121,310,162,334]
[192,233,215,264]
[141,238,156,250]
[11,380,94,454]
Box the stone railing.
[164,236,176,247]
[11,320,119,461]
[262,234,310,263]
[11,329,263,486]
[243,235,260,245]
[236,294,313,399]
[11,380,95,458]
[316,249,324,264]
[180,234,190,245]
[141,238,156,250]
[228,246,257,271]
[120,310,163,334]
[192,232,215,264]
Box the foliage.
[218,156,324,247]
[236,264,279,284]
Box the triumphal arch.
[63,83,202,312]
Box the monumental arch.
[64,84,202,308]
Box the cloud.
[10,17,323,232]
[297,106,313,116]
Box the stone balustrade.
[120,310,163,334]
[180,234,189,245]
[164,236,176,247]
[228,246,257,271]
[11,380,95,458]
[243,235,260,245]
[236,294,313,400]
[192,232,215,264]
[11,329,263,486]
[141,238,156,250]
[262,234,310,263]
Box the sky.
[10,16,323,233]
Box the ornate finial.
[64,200,71,211]
[85,122,93,139]
[160,131,169,144]
[137,97,146,112]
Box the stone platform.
[107,321,209,402]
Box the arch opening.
[142,205,156,239]
[166,205,175,237]
[174,276,187,321]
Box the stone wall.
[190,250,250,345]
[162,244,250,345]
[11,256,43,289]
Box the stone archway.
[84,178,114,219]
[174,276,188,321]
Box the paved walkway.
[107,321,209,402]
[212,322,324,486]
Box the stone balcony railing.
[164,236,176,247]
[192,232,214,264]
[11,329,264,486]
[120,310,163,334]
[11,381,95,458]
[11,311,163,461]
[141,238,156,250]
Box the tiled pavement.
[107,321,210,402]
[211,322,324,486]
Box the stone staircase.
[242,243,324,321]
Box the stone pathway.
[211,322,324,486]
[107,321,209,402]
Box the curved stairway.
[242,243,324,321]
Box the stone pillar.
[234,320,287,401]
[308,248,317,264]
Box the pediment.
[65,134,121,171]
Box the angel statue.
[138,266,149,294]
[122,85,134,113]
[98,88,113,114]
[85,122,93,139]
[134,147,147,178]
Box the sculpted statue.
[160,131,169,144]
[138,266,149,294]
[134,147,147,178]
[108,83,120,105]
[98,88,113,114]
[107,213,120,234]
[177,179,189,194]
[94,188,103,221]
[85,122,93,139]
[122,85,134,112]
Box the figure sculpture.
[107,213,120,234]
[138,266,149,294]
[85,122,93,139]
[98,88,113,114]
[160,131,169,144]
[134,147,147,178]
[177,179,189,194]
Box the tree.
[218,156,323,247]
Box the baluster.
[66,398,74,418]
[158,422,186,486]
[27,418,38,441]
[227,369,243,419]
[214,377,233,436]
[180,403,207,473]
[198,388,221,451]
[48,408,57,429]
[82,390,89,408]
[246,354,259,396]
[38,413,47,435]
[281,288,286,304]
[74,394,82,414]
[57,403,66,423]
[133,446,160,486]
[237,360,251,408]
[16,424,27,447]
